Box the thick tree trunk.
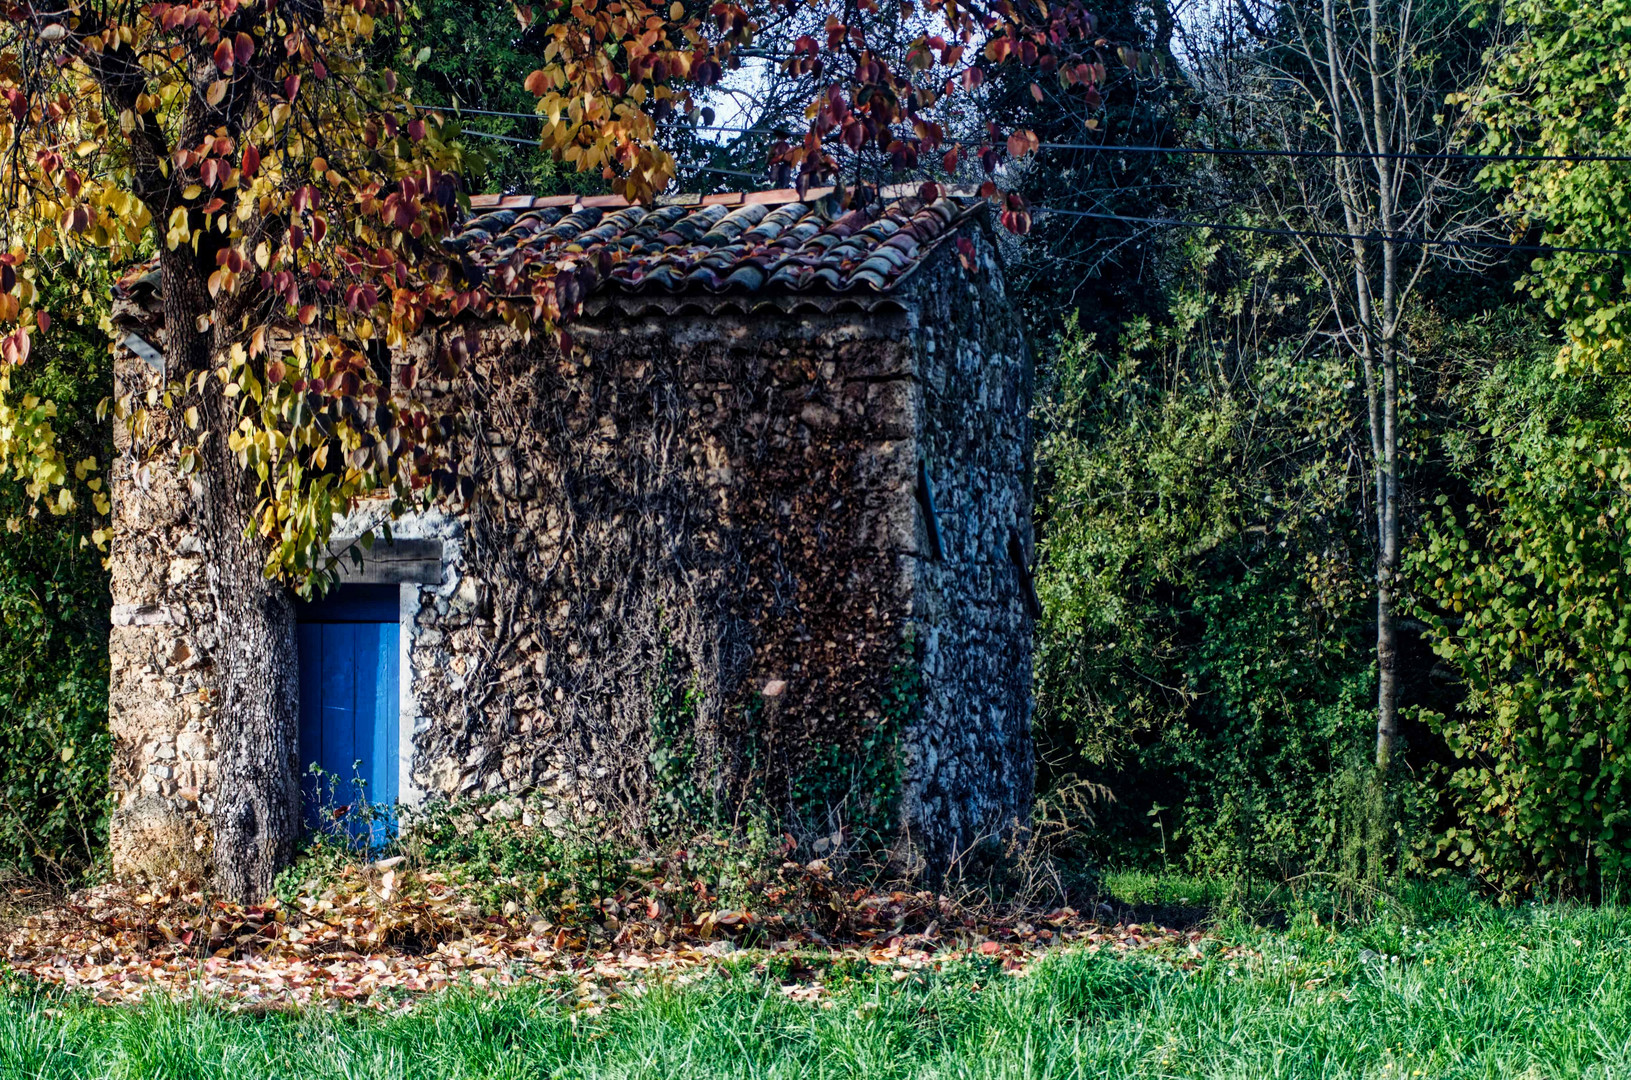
[160,246,301,904]
[198,450,300,904]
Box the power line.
[461,129,538,146]
[598,113,1631,165]
[1034,142,1631,164]
[424,104,543,121]
[431,101,1631,166]
[1035,205,1631,257]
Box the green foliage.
[1033,243,1382,880]
[1411,339,1631,897]
[786,655,919,848]
[391,0,606,195]
[0,274,111,880]
[639,632,919,851]
[274,787,788,928]
[1469,0,1631,372]
[645,644,707,831]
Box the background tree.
[1401,0,1631,898]
[1192,0,1500,769]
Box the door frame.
[308,536,445,810]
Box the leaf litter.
[1,858,1226,1011]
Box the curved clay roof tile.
[724,263,768,291]
[848,265,891,290]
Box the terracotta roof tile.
[446,190,981,299]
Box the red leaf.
[212,38,234,74]
[284,74,301,101]
[35,311,49,333]
[1000,208,1032,236]
[242,144,260,178]
[234,33,254,66]
[524,70,550,96]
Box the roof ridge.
[466,183,980,213]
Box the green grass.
[6,896,1631,1078]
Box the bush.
[1411,346,1631,897]
[0,274,112,880]
[1033,280,1383,881]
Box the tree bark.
[159,245,301,904]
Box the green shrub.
[0,274,112,880]
[1033,287,1382,881]
[1412,347,1631,897]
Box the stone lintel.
[328,537,445,585]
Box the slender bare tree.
[1186,0,1503,768]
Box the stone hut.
[106,186,1037,879]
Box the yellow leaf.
[206,79,228,106]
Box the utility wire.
[1033,142,1631,164]
[432,100,1631,165]
[461,129,539,146]
[1035,205,1631,257]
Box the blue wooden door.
[297,584,399,842]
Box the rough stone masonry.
[106,190,1036,880]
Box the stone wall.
[400,217,1034,863]
[405,300,925,832]
[898,228,1036,868]
[107,342,222,879]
